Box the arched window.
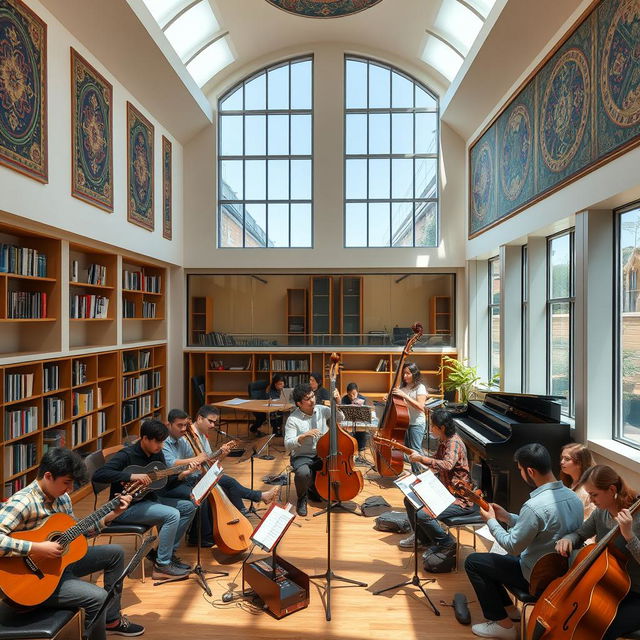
[218,57,313,247]
[344,57,439,247]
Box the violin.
[374,322,424,476]
[314,353,364,502]
[182,423,254,555]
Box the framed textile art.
[162,136,172,240]
[264,1,382,18]
[71,48,113,211]
[0,0,47,182]
[127,102,154,231]
[469,0,640,238]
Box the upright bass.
[374,322,424,476]
[315,353,363,501]
[183,423,254,555]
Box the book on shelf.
[70,294,109,319]
[72,361,88,386]
[375,359,388,372]
[8,291,47,319]
[43,365,60,392]
[4,406,38,440]
[5,372,34,402]
[72,415,92,447]
[123,269,161,293]
[98,411,107,435]
[4,477,27,499]
[142,301,157,318]
[123,299,136,318]
[0,243,47,277]
[71,260,78,282]
[43,429,66,451]
[4,443,37,477]
[97,386,103,408]
[44,396,65,427]
[72,389,94,416]
[122,353,139,373]
[87,263,107,286]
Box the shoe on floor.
[471,621,517,639]
[296,496,307,517]
[152,562,189,579]
[106,615,145,637]
[398,533,416,548]
[171,554,191,570]
[354,455,369,466]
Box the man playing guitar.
[0,448,144,639]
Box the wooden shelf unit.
[339,276,362,344]
[185,349,456,414]
[310,276,332,345]
[190,296,214,345]
[429,296,451,335]
[286,289,307,345]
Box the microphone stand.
[245,435,274,517]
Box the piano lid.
[483,392,564,424]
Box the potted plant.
[439,356,499,410]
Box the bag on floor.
[422,547,456,573]
[373,510,410,532]
[360,495,391,517]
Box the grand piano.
[452,392,571,513]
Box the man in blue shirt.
[464,443,583,639]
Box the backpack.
[373,510,411,533]
[360,495,391,517]
[422,547,456,573]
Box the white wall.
[183,42,467,271]
[0,0,184,267]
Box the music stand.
[236,434,274,517]
[339,404,376,468]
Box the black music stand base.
[312,500,360,517]
[154,505,228,592]
[372,509,439,616]
[247,453,268,517]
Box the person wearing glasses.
[284,383,342,516]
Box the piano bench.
[440,513,485,572]
[505,585,538,639]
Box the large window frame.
[521,245,528,393]
[546,230,575,417]
[488,256,500,382]
[217,56,313,248]
[343,56,439,248]
[614,201,640,451]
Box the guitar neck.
[149,463,190,480]
[58,496,121,546]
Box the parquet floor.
[76,439,492,640]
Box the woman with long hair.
[559,443,595,519]
[309,372,330,404]
[556,465,640,640]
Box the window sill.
[588,438,640,473]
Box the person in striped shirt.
[0,448,144,639]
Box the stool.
[505,585,538,639]
[440,512,485,571]
[0,602,83,640]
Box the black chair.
[505,584,538,639]
[440,512,485,571]
[0,601,83,640]
[247,380,269,433]
[84,450,156,582]
[191,375,205,408]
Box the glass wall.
[488,257,500,381]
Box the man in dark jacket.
[93,419,197,579]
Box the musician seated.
[161,407,277,547]
[0,448,144,639]
[464,443,583,639]
[249,374,287,437]
[341,382,375,463]
[399,409,478,567]
[310,373,331,405]
[556,465,640,640]
[92,419,197,580]
[284,383,342,517]
[559,443,596,520]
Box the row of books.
[122,371,160,399]
[123,300,136,318]
[71,262,107,286]
[70,294,109,319]
[72,389,94,416]
[4,477,27,498]
[0,244,47,277]
[122,350,151,373]
[44,365,60,392]
[121,394,153,424]
[209,358,252,370]
[123,270,161,293]
[73,361,88,386]
[282,374,307,387]
[4,406,38,440]
[374,358,389,372]
[8,291,47,319]
[4,443,37,477]
[5,372,35,402]
[142,301,157,318]
[43,428,66,450]
[270,359,310,372]
[72,416,92,447]
[44,396,65,427]
[198,332,237,347]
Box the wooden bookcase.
[69,243,117,349]
[286,289,307,345]
[190,296,214,345]
[339,276,362,344]
[429,296,451,335]
[0,223,61,357]
[310,276,332,345]
[185,349,457,415]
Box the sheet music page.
[251,504,295,552]
[191,461,223,505]
[411,469,455,516]
[394,473,422,509]
[225,397,250,405]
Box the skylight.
[143,0,192,29]
[463,0,496,19]
[187,36,234,87]
[433,0,483,56]
[164,1,220,62]
[421,35,464,82]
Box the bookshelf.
[339,276,362,344]
[286,289,307,345]
[190,296,213,345]
[429,296,451,335]
[69,243,117,349]
[310,276,332,345]
[185,349,456,414]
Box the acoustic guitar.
[0,484,146,607]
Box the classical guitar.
[0,484,146,607]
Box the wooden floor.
[78,437,492,640]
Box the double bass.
[314,353,363,502]
[182,422,254,555]
[526,496,640,640]
[374,322,424,476]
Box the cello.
[183,422,254,556]
[374,322,424,476]
[526,496,640,640]
[314,353,363,502]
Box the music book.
[394,473,422,509]
[190,461,223,505]
[411,469,455,517]
[250,502,296,552]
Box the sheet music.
[394,473,422,509]
[224,397,250,405]
[411,469,455,517]
[251,503,295,552]
[190,461,223,505]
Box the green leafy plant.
[439,356,499,404]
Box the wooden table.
[211,398,295,440]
